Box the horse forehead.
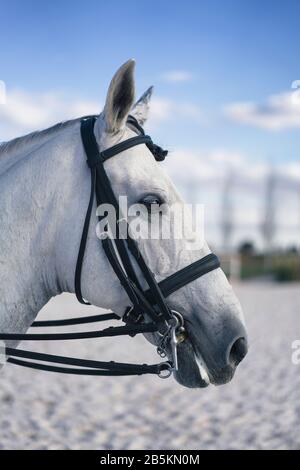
[102,128,171,190]
[109,146,168,188]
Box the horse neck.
[0,122,94,331]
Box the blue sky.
[1,0,300,247]
[1,0,300,159]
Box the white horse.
[0,60,247,388]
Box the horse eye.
[140,194,163,212]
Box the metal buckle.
[123,306,143,325]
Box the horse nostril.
[229,337,248,367]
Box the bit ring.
[158,362,173,379]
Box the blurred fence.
[221,253,300,282]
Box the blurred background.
[1,0,300,450]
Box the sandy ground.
[0,281,299,450]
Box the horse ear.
[102,59,136,133]
[131,86,153,126]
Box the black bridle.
[0,116,220,379]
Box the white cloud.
[0,88,202,140]
[224,91,300,130]
[148,97,202,128]
[167,147,300,189]
[278,161,300,182]
[165,147,300,248]
[0,81,6,105]
[165,148,256,186]
[161,70,193,83]
[0,88,99,140]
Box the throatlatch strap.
[74,167,96,304]
[102,238,141,307]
